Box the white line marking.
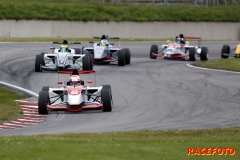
[186,63,240,74]
[0,81,38,97]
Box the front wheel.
[118,50,125,66]
[35,55,44,72]
[189,48,196,61]
[102,85,112,103]
[200,47,208,61]
[38,91,49,114]
[123,48,131,65]
[150,45,158,59]
[101,88,112,112]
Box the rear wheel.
[82,53,93,70]
[42,86,51,91]
[150,45,158,59]
[123,48,131,65]
[82,47,86,55]
[200,47,208,61]
[88,53,93,70]
[101,88,112,112]
[221,45,230,59]
[118,50,125,66]
[35,55,44,72]
[189,48,196,61]
[38,91,49,115]
[74,48,81,54]
[40,52,47,57]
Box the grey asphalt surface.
[0,41,240,136]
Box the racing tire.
[42,86,51,91]
[221,45,230,59]
[74,48,81,54]
[82,47,86,55]
[189,48,196,61]
[88,53,93,70]
[40,53,46,65]
[35,55,44,72]
[40,52,47,57]
[38,91,49,115]
[102,85,112,103]
[118,50,125,66]
[200,47,209,61]
[123,48,131,65]
[150,45,158,59]
[101,88,112,112]
[82,53,92,70]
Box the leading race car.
[221,43,240,58]
[150,36,209,61]
[83,35,131,66]
[38,69,112,114]
[35,40,93,72]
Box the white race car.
[83,35,131,66]
[150,36,208,61]
[38,69,112,114]
[35,40,93,72]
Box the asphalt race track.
[0,41,240,136]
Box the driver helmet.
[100,39,108,46]
[60,44,69,52]
[69,75,81,85]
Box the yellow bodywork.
[235,44,240,54]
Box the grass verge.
[0,86,26,124]
[0,128,239,160]
[193,58,240,72]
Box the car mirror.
[87,80,93,84]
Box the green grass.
[0,87,26,124]
[0,0,240,22]
[193,58,240,72]
[0,128,239,160]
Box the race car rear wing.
[58,70,95,74]
[175,36,201,47]
[93,37,120,39]
[53,42,81,44]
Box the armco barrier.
[0,20,239,40]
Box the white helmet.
[69,75,81,85]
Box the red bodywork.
[48,69,101,112]
[152,53,187,60]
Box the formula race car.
[38,69,112,114]
[150,36,208,61]
[221,43,240,58]
[83,35,131,66]
[35,40,93,72]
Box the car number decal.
[71,90,79,95]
